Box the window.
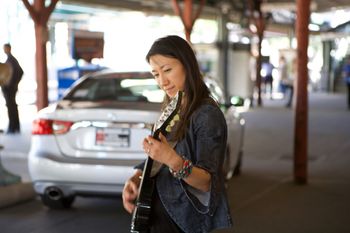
[64,76,164,103]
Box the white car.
[28,70,245,209]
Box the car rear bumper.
[29,155,142,196]
[33,181,125,196]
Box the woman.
[122,35,232,233]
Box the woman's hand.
[143,133,183,171]
[122,170,142,214]
[143,133,211,192]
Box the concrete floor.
[1,91,350,233]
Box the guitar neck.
[141,156,154,183]
[136,128,160,201]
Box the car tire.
[41,193,75,209]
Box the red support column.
[248,0,265,107]
[183,0,193,41]
[22,0,58,111]
[171,0,205,43]
[34,16,49,110]
[294,0,310,184]
[255,15,265,106]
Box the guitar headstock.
[154,91,183,134]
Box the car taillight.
[32,119,53,135]
[32,119,73,135]
[52,120,73,134]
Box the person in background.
[278,55,288,94]
[122,35,232,233]
[342,57,350,110]
[1,43,23,134]
[261,59,274,99]
[279,56,295,108]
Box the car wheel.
[40,187,75,209]
[41,194,75,209]
[223,146,233,180]
[233,150,243,176]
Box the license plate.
[95,128,130,147]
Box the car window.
[64,77,164,103]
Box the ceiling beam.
[61,0,218,18]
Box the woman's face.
[149,54,186,98]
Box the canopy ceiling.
[60,0,350,13]
[59,0,350,32]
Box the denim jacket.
[137,102,233,233]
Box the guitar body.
[130,92,182,233]
[130,158,155,233]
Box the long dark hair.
[146,35,213,140]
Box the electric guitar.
[130,91,183,233]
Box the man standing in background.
[279,56,295,108]
[262,59,274,99]
[1,43,23,134]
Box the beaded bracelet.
[169,156,193,179]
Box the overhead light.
[308,23,320,31]
[229,34,239,43]
[241,37,250,44]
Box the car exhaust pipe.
[44,186,63,201]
